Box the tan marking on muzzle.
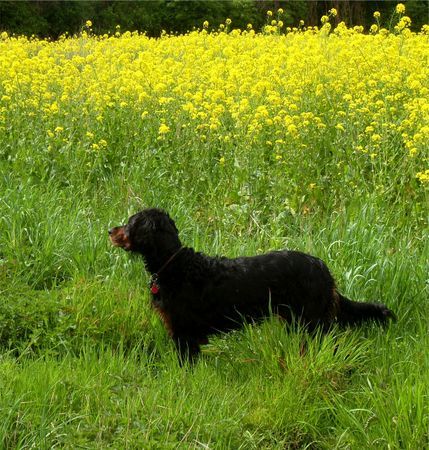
[109,226,131,250]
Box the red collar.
[149,247,183,294]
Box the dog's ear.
[151,209,179,235]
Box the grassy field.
[1,6,428,449]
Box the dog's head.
[109,208,180,257]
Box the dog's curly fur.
[109,208,395,362]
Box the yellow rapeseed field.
[1,6,428,188]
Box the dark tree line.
[1,1,428,38]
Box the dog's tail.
[336,293,396,326]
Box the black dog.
[109,208,395,362]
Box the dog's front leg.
[172,335,200,365]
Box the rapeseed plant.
[0,4,428,193]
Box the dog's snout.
[109,225,131,250]
[109,226,121,236]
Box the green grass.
[1,53,429,450]
[1,151,428,448]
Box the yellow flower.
[158,123,170,134]
[395,3,405,14]
[225,18,232,25]
[287,124,298,135]
[416,170,429,184]
[267,10,273,17]
[203,21,209,28]
[85,20,92,28]
[371,134,382,143]
[373,11,381,19]
[49,102,59,113]
[400,16,412,28]
[329,8,337,17]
